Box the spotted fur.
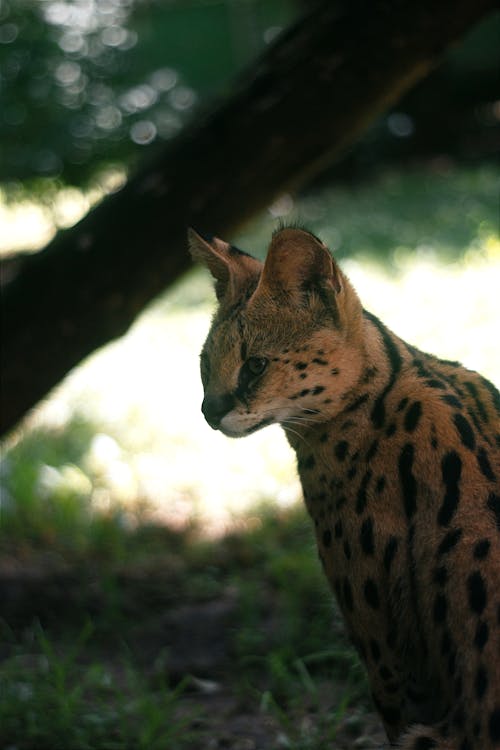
[189,227,500,749]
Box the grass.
[0,506,369,749]
[1,161,499,748]
[0,621,194,750]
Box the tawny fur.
[189,227,500,750]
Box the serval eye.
[245,357,268,376]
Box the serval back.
[189,226,500,749]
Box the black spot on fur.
[489,708,500,742]
[452,705,465,728]
[335,440,349,461]
[322,529,332,548]
[433,566,448,586]
[398,443,417,519]
[464,380,489,422]
[473,539,491,559]
[335,495,347,510]
[355,469,373,514]
[386,627,398,650]
[404,401,422,432]
[477,448,496,481]
[366,439,379,461]
[441,630,452,656]
[433,593,448,623]
[383,536,398,572]
[345,392,370,413]
[448,650,457,677]
[298,454,315,471]
[481,375,500,415]
[437,451,462,526]
[467,571,487,615]
[426,379,446,390]
[364,578,380,609]
[430,424,438,450]
[364,311,402,429]
[443,394,462,409]
[397,397,409,412]
[362,366,378,383]
[311,385,325,395]
[487,492,500,530]
[475,665,488,700]
[376,476,386,493]
[474,621,489,651]
[360,517,375,555]
[295,361,308,370]
[437,528,463,556]
[453,412,476,450]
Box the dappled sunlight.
[0,168,126,254]
[0,196,54,254]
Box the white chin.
[219,426,246,438]
[219,414,275,438]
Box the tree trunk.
[1,0,496,436]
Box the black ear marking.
[188,228,263,305]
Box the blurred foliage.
[0,414,148,560]
[237,164,499,263]
[0,0,298,189]
[0,1,499,195]
[337,14,500,172]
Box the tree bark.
[1,0,497,436]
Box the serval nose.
[201,393,235,429]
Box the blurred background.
[0,2,499,748]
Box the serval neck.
[283,309,412,454]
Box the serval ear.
[188,229,262,303]
[255,228,342,302]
